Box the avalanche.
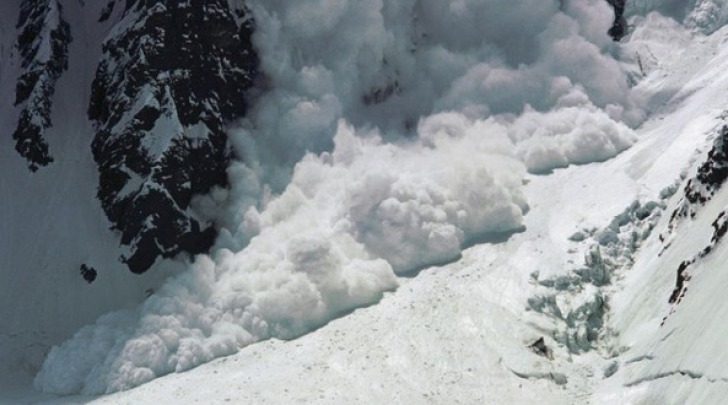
[28,0,645,395]
[5,0,728,404]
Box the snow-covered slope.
[595,23,728,403]
[9,1,728,404]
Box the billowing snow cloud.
[225,0,643,192]
[510,104,636,173]
[36,0,651,394]
[627,0,728,34]
[36,119,530,394]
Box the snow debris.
[529,197,666,353]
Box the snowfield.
[7,1,728,404]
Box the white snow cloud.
[627,0,728,34]
[35,119,530,394]
[36,0,654,394]
[509,104,637,173]
[230,0,643,192]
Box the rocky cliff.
[9,0,258,274]
[88,0,258,273]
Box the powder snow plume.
[35,0,643,394]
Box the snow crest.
[36,0,644,394]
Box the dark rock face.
[662,208,728,323]
[89,0,258,273]
[606,0,627,41]
[691,126,728,199]
[12,0,71,171]
[667,125,728,231]
[80,264,98,284]
[98,1,116,22]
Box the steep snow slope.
[596,21,728,404]
[13,9,728,404]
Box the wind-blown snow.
[35,0,646,395]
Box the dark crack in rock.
[12,0,71,171]
[89,0,258,273]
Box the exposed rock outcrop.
[661,124,728,323]
[12,0,71,171]
[666,125,728,236]
[88,0,258,273]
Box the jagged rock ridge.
[12,0,71,171]
[88,0,258,273]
